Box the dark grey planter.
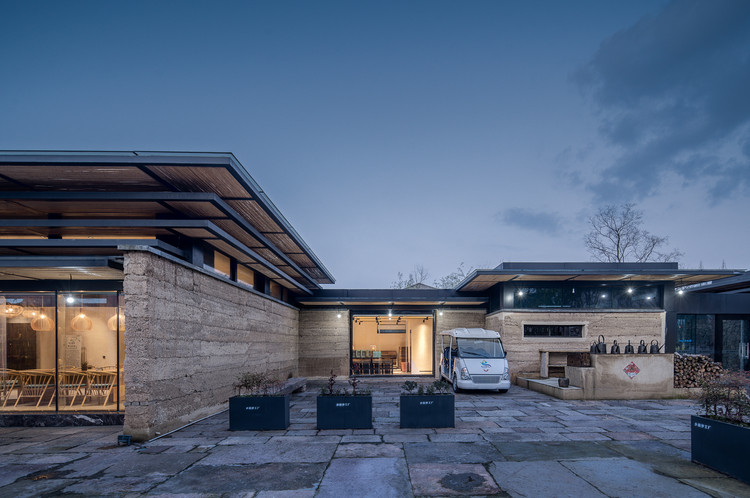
[317,395,372,429]
[229,394,290,431]
[400,394,455,428]
[691,415,750,484]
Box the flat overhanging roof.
[0,151,334,290]
[298,288,487,307]
[455,262,745,292]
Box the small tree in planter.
[317,370,372,429]
[400,379,454,428]
[229,372,289,431]
[692,369,750,484]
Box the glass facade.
[0,291,123,412]
[676,314,715,356]
[506,284,663,310]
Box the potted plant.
[229,372,289,431]
[317,371,372,429]
[399,380,455,428]
[691,369,750,484]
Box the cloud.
[495,208,563,235]
[576,0,750,203]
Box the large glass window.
[0,291,123,413]
[676,314,715,357]
[351,314,433,376]
[509,284,663,310]
[1,293,56,411]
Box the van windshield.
[456,338,505,358]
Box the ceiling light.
[337,312,342,319]
[439,310,443,316]
[627,288,633,294]
[517,291,524,297]
[601,294,607,298]
[677,289,684,295]
[66,296,75,304]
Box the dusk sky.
[1,1,748,288]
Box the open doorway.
[351,314,433,376]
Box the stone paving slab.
[492,441,621,462]
[150,462,326,494]
[404,441,503,464]
[489,460,606,497]
[317,457,412,498]
[409,462,503,496]
[560,458,710,497]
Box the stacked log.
[674,353,722,388]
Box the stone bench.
[278,377,307,395]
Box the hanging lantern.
[107,313,125,332]
[30,314,55,332]
[3,304,24,317]
[70,312,93,332]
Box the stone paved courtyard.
[1,380,749,497]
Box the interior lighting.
[627,288,633,294]
[388,309,393,317]
[647,296,652,300]
[601,294,607,298]
[71,311,92,332]
[677,289,684,295]
[438,309,443,316]
[30,314,54,332]
[517,291,524,297]
[66,295,75,304]
[3,304,24,317]
[337,312,342,319]
[107,313,125,331]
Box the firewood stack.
[674,353,722,388]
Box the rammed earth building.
[0,151,747,439]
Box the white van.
[440,328,510,393]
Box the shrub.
[234,372,282,396]
[697,369,750,427]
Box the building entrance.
[351,314,433,376]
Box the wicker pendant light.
[70,312,93,332]
[30,314,55,332]
[107,313,125,332]
[3,304,24,317]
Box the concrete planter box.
[400,394,455,428]
[317,395,372,429]
[229,394,290,431]
[691,415,750,484]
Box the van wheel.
[498,389,509,394]
[452,374,459,393]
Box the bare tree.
[584,203,683,263]
[391,265,430,289]
[433,262,475,289]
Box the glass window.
[57,292,120,412]
[524,325,583,338]
[237,265,254,287]
[456,338,506,358]
[510,284,663,310]
[676,314,715,357]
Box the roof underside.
[0,152,334,291]
[456,263,744,292]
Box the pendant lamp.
[107,313,125,332]
[30,314,55,332]
[71,312,93,332]
[3,304,24,317]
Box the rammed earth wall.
[298,309,350,377]
[486,310,665,380]
[122,249,299,440]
